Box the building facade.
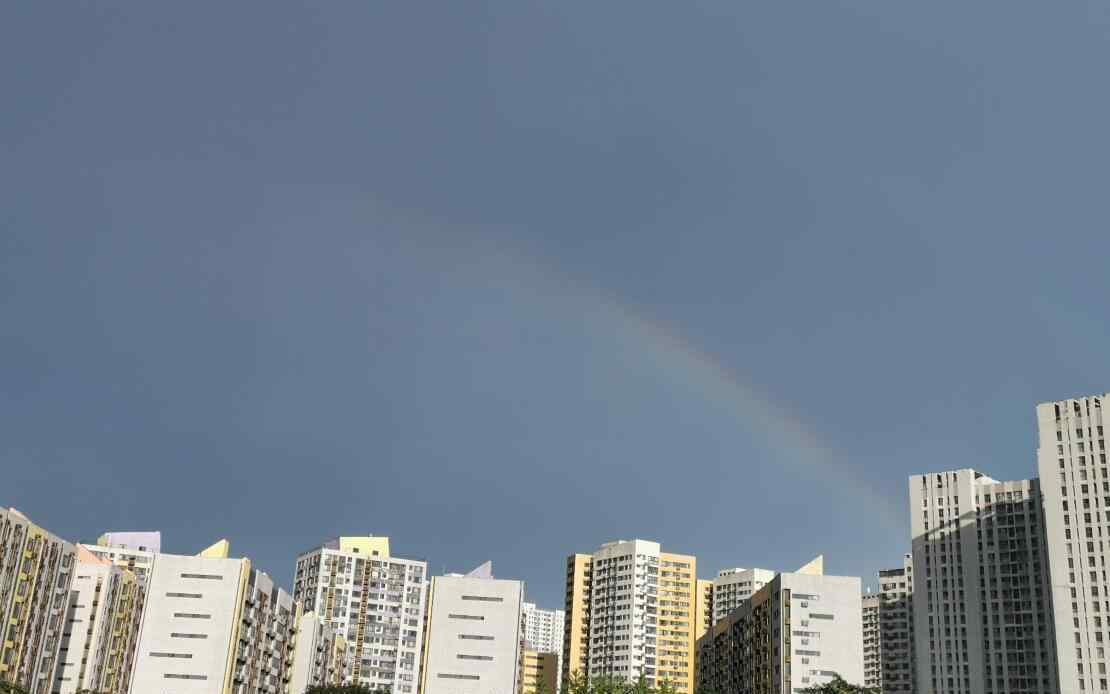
[713,567,777,624]
[420,565,524,694]
[863,593,882,690]
[520,649,559,694]
[88,532,161,585]
[289,611,345,694]
[879,554,915,694]
[52,546,144,694]
[1038,394,1110,694]
[561,553,593,687]
[522,602,565,655]
[293,536,427,693]
[0,508,76,694]
[523,602,565,692]
[128,540,297,694]
[561,539,699,692]
[910,469,1057,694]
[696,560,864,694]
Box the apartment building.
[419,563,524,694]
[52,546,144,694]
[879,554,915,694]
[292,536,427,693]
[0,508,76,694]
[562,539,699,692]
[87,531,161,585]
[696,558,863,694]
[562,553,593,686]
[520,649,559,694]
[864,593,882,690]
[289,611,346,693]
[523,602,565,654]
[909,469,1057,694]
[712,567,777,624]
[1038,394,1110,694]
[523,602,565,691]
[697,580,713,640]
[128,540,297,694]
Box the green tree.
[0,682,31,694]
[798,674,878,694]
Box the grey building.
[1037,394,1110,694]
[909,469,1057,694]
[879,554,915,694]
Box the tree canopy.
[798,674,878,694]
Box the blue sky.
[3,1,1110,609]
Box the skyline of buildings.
[5,390,1110,694]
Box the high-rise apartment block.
[712,567,777,624]
[522,602,564,654]
[696,558,863,694]
[1038,394,1110,694]
[879,554,915,694]
[293,536,427,693]
[562,553,593,686]
[561,539,699,692]
[522,601,565,692]
[697,579,713,639]
[863,592,882,690]
[420,563,524,694]
[128,540,298,693]
[52,546,144,694]
[289,611,346,693]
[0,508,76,694]
[88,532,161,585]
[909,469,1057,694]
[520,649,559,694]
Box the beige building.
[520,649,559,694]
[561,539,699,692]
[561,553,593,687]
[52,546,144,694]
[0,508,76,694]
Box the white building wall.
[783,572,864,691]
[422,574,524,694]
[53,561,114,694]
[1039,395,1109,694]
[289,611,336,694]
[128,553,248,694]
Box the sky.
[3,1,1110,610]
